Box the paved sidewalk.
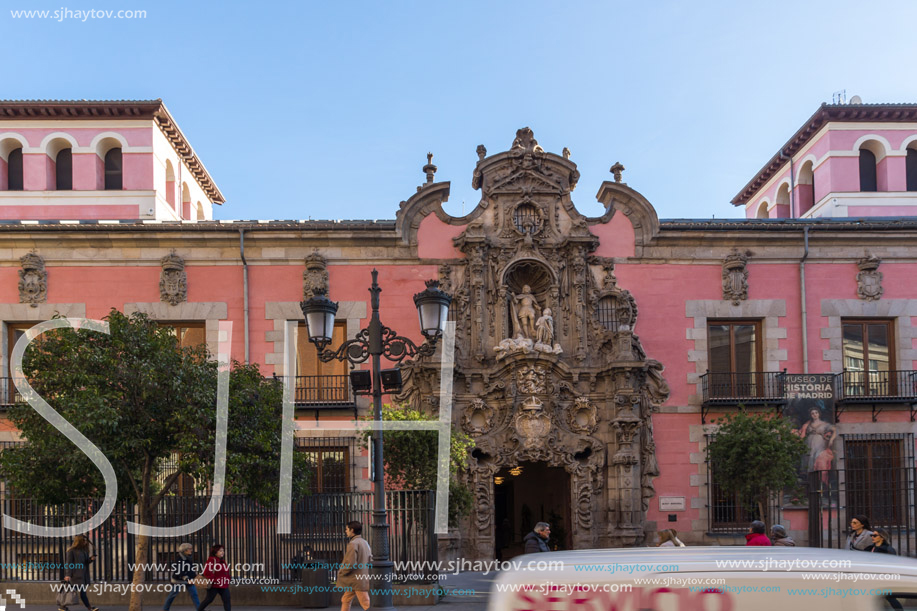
[16,571,493,610]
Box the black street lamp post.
[300,269,451,611]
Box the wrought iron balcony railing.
[290,374,353,406]
[0,377,24,409]
[836,370,917,403]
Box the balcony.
[0,378,24,409]
[274,375,356,418]
[700,371,787,423]
[835,370,917,421]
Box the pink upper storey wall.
[745,127,917,218]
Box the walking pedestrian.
[745,521,772,546]
[656,529,685,547]
[845,515,874,551]
[867,528,897,555]
[163,543,200,611]
[337,521,372,611]
[771,525,796,547]
[523,522,551,553]
[61,534,98,611]
[197,544,231,611]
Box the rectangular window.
[845,436,908,527]
[707,320,762,398]
[707,450,759,532]
[4,323,34,407]
[299,446,351,493]
[842,319,894,396]
[296,323,349,404]
[158,323,207,349]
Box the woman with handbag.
[60,534,98,611]
[163,543,200,611]
[197,544,230,611]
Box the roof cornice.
[0,99,224,204]
[731,103,917,206]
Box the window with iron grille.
[705,434,779,532]
[597,296,619,332]
[843,433,912,527]
[513,204,539,234]
[295,436,357,493]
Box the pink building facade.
[2,101,917,559]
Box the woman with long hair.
[846,515,874,551]
[61,534,98,611]
[197,544,231,611]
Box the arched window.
[798,161,815,215]
[7,148,23,191]
[165,160,176,207]
[907,148,917,192]
[756,202,769,218]
[104,148,122,190]
[195,201,205,220]
[55,148,72,190]
[859,148,878,192]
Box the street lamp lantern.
[413,279,452,339]
[300,287,338,350]
[298,268,450,611]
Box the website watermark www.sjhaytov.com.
[9,8,147,21]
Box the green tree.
[706,410,807,527]
[0,310,308,611]
[364,404,473,526]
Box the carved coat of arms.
[160,251,187,306]
[856,255,883,301]
[303,251,329,299]
[18,252,47,307]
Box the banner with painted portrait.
[784,374,837,485]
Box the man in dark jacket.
[523,522,551,553]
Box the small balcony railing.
[291,375,353,406]
[0,378,24,409]
[836,370,917,403]
[700,371,787,422]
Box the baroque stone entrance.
[395,128,670,560]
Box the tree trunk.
[129,504,152,611]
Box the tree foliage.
[0,309,308,610]
[706,410,807,524]
[364,403,474,526]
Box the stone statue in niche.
[18,252,47,307]
[535,309,563,355]
[511,284,541,339]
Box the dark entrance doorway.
[493,462,571,559]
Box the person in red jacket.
[745,521,773,546]
[197,544,231,611]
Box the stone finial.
[610,162,625,184]
[476,144,487,162]
[423,152,437,184]
[856,253,883,301]
[722,249,750,305]
[18,251,47,307]
[303,251,330,299]
[562,147,571,160]
[510,127,544,155]
[160,250,187,306]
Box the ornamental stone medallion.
[160,250,187,306]
[18,252,47,307]
[856,254,883,301]
[393,128,670,559]
[303,251,330,299]
[722,249,750,305]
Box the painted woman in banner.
[796,406,836,473]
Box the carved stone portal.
[18,252,47,307]
[856,254,883,301]
[396,128,669,559]
[160,251,187,306]
[722,249,750,305]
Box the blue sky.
[3,0,917,221]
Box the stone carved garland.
[18,252,47,307]
[856,254,883,301]
[722,249,750,305]
[303,251,330,299]
[160,251,187,306]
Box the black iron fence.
[292,375,352,405]
[0,491,436,583]
[701,371,787,404]
[808,433,917,557]
[0,377,23,408]
[837,370,917,402]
